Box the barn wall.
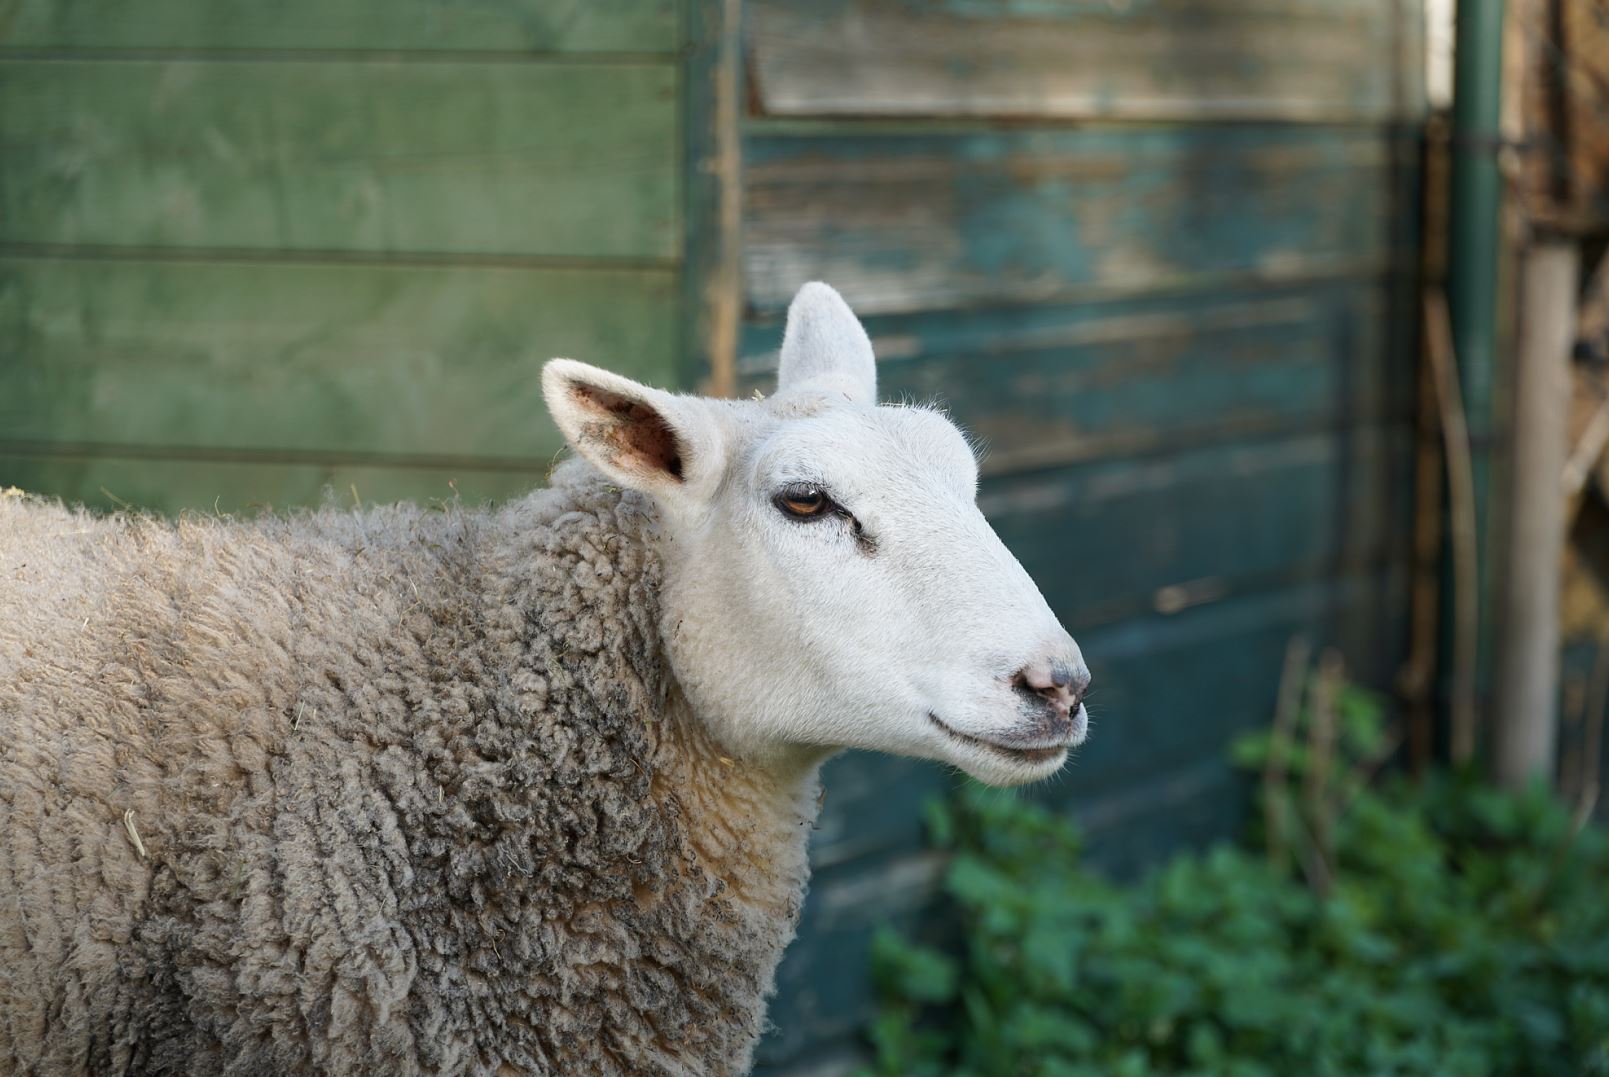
[742,2,1427,1070]
[0,0,688,511]
[3,1,1427,1070]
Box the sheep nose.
[1013,661,1090,716]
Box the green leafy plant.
[864,646,1609,1076]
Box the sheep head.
[542,283,1088,788]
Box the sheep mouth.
[927,712,1070,765]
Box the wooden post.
[1493,240,1578,789]
[682,0,744,398]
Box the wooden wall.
[742,2,1426,1071]
[0,0,687,511]
[4,1,1426,1071]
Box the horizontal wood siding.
[745,128,1409,316]
[0,0,680,53]
[0,258,677,459]
[748,1,1424,1069]
[749,0,1424,122]
[985,427,1411,630]
[0,0,690,515]
[742,281,1409,470]
[1,59,679,259]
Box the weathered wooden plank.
[757,568,1408,1067]
[742,282,1409,470]
[0,0,679,54]
[680,0,744,395]
[0,453,544,516]
[748,0,1425,122]
[0,59,679,258]
[1065,567,1409,807]
[807,753,950,872]
[983,425,1412,629]
[744,128,1412,316]
[0,258,679,458]
[1071,758,1253,878]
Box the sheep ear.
[777,282,876,404]
[542,360,726,505]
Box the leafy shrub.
[865,661,1609,1076]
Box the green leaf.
[871,927,959,1004]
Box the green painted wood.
[0,59,679,258]
[748,0,1425,122]
[1060,567,1409,802]
[744,127,1414,316]
[742,282,1410,472]
[0,0,679,53]
[806,752,951,872]
[0,453,545,516]
[0,258,679,458]
[985,426,1412,630]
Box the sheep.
[0,282,1090,1075]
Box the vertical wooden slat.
[681,0,743,396]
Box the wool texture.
[0,463,818,1076]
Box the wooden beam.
[682,0,742,396]
[1494,240,1579,789]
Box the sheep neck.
[651,686,822,922]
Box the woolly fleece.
[0,464,818,1075]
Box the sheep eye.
[775,484,833,520]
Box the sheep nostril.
[1013,663,1090,714]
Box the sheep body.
[0,464,816,1075]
